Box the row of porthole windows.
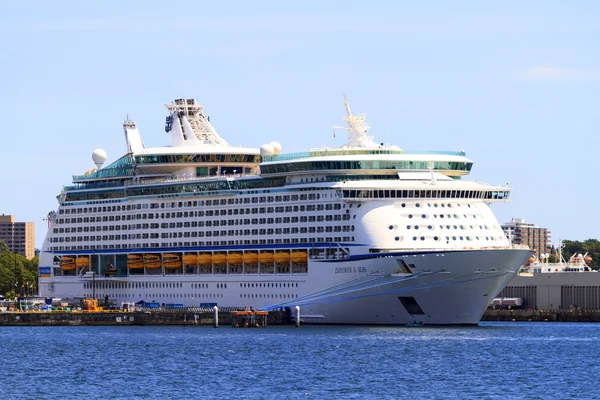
[402,203,474,209]
[391,224,492,231]
[241,293,297,299]
[84,281,183,290]
[394,235,502,242]
[406,214,483,220]
[86,292,223,299]
[241,282,298,288]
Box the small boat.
[60,256,76,270]
[127,254,144,269]
[197,253,212,265]
[291,250,308,263]
[164,253,182,269]
[242,252,258,264]
[182,254,198,266]
[144,254,162,269]
[212,253,227,265]
[76,256,89,268]
[227,252,243,264]
[258,252,274,263]
[274,251,291,263]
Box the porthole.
[452,236,457,240]
[401,203,406,208]
[414,226,419,230]
[357,204,361,208]
[434,204,438,208]
[395,236,401,241]
[441,204,445,208]
[413,236,417,241]
[440,215,444,219]
[421,214,426,219]
[434,236,439,241]
[433,214,437,218]
[408,214,413,219]
[428,225,433,230]
[420,236,425,241]
[407,225,411,230]
[389,225,393,230]
[416,203,421,208]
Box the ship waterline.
[39,98,529,325]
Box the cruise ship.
[39,98,531,325]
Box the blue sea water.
[0,322,598,400]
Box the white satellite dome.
[269,141,282,155]
[260,144,275,156]
[92,148,107,169]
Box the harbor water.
[0,322,598,399]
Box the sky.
[0,1,598,249]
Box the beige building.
[0,215,35,259]
[501,218,551,258]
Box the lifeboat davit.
[144,254,162,269]
[291,251,308,263]
[258,252,274,263]
[127,254,144,269]
[183,254,198,266]
[212,254,227,265]
[164,253,182,269]
[274,251,291,263]
[227,253,243,264]
[76,256,90,268]
[197,253,212,265]
[60,256,76,271]
[242,252,258,264]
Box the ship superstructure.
[39,98,531,325]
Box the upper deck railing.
[262,149,466,162]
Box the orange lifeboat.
[527,256,535,265]
[258,251,274,263]
[242,252,258,264]
[76,256,90,268]
[212,253,227,265]
[60,256,76,271]
[274,251,291,264]
[164,253,182,269]
[197,253,213,266]
[144,254,162,269]
[291,250,308,263]
[227,252,243,264]
[182,254,198,266]
[127,254,144,269]
[584,256,593,265]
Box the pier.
[0,308,287,327]
[483,309,600,323]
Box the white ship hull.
[39,248,530,325]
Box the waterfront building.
[38,98,531,325]
[0,215,35,259]
[502,218,550,258]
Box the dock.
[0,309,287,327]
[483,309,600,323]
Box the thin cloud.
[517,66,594,81]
